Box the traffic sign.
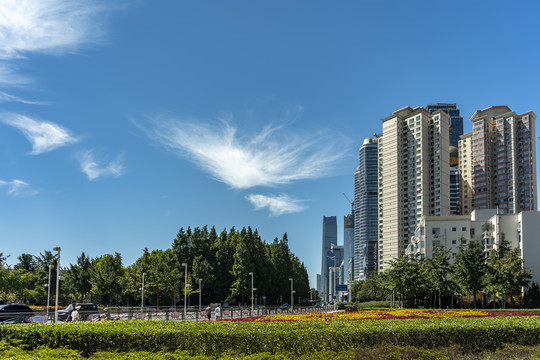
[335,284,347,292]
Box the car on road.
[0,304,34,323]
[57,303,99,321]
[280,303,289,310]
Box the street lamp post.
[53,247,61,323]
[289,278,294,312]
[46,264,52,320]
[141,273,147,312]
[198,278,202,313]
[248,272,254,312]
[182,263,187,320]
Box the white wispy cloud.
[78,150,125,181]
[246,194,306,216]
[0,0,108,86]
[1,113,78,154]
[0,179,38,196]
[0,0,105,59]
[0,91,46,105]
[144,116,346,189]
[0,63,30,87]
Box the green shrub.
[2,317,540,357]
[356,300,391,309]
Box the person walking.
[71,305,81,322]
[205,305,211,320]
[214,305,220,320]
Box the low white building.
[407,209,540,285]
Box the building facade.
[468,106,537,214]
[343,212,354,286]
[353,136,379,280]
[320,216,337,302]
[427,103,464,147]
[408,209,540,285]
[378,106,451,271]
[458,132,475,215]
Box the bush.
[356,301,391,309]
[2,316,540,357]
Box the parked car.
[0,304,33,323]
[280,303,289,310]
[57,303,99,321]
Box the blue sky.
[1,0,539,288]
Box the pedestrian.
[214,305,220,320]
[67,303,75,322]
[205,305,211,320]
[100,308,111,320]
[71,305,81,322]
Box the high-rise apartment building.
[353,136,379,280]
[449,146,460,215]
[427,103,464,147]
[459,132,474,215]
[378,106,451,271]
[321,216,337,302]
[467,106,537,214]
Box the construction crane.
[343,193,354,212]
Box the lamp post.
[46,264,52,320]
[182,263,187,320]
[141,273,147,312]
[289,277,294,312]
[53,247,61,323]
[198,278,202,313]
[248,272,254,312]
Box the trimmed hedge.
[1,317,540,357]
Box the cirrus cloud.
[78,150,125,181]
[1,113,78,154]
[246,194,306,216]
[0,179,38,197]
[143,116,346,189]
[0,0,110,87]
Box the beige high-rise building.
[458,132,474,215]
[461,106,537,214]
[378,106,451,271]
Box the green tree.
[69,252,92,302]
[387,251,424,308]
[90,253,123,305]
[425,247,453,308]
[14,253,36,272]
[453,237,485,309]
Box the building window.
[452,227,456,231]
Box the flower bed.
[250,309,540,322]
[1,310,540,357]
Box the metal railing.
[2,305,335,324]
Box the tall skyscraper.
[467,106,537,214]
[427,103,464,147]
[343,212,354,286]
[378,106,451,271]
[321,216,337,302]
[353,136,379,280]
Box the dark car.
[0,304,34,323]
[280,303,289,310]
[57,303,99,321]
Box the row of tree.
[0,226,311,307]
[352,234,537,309]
